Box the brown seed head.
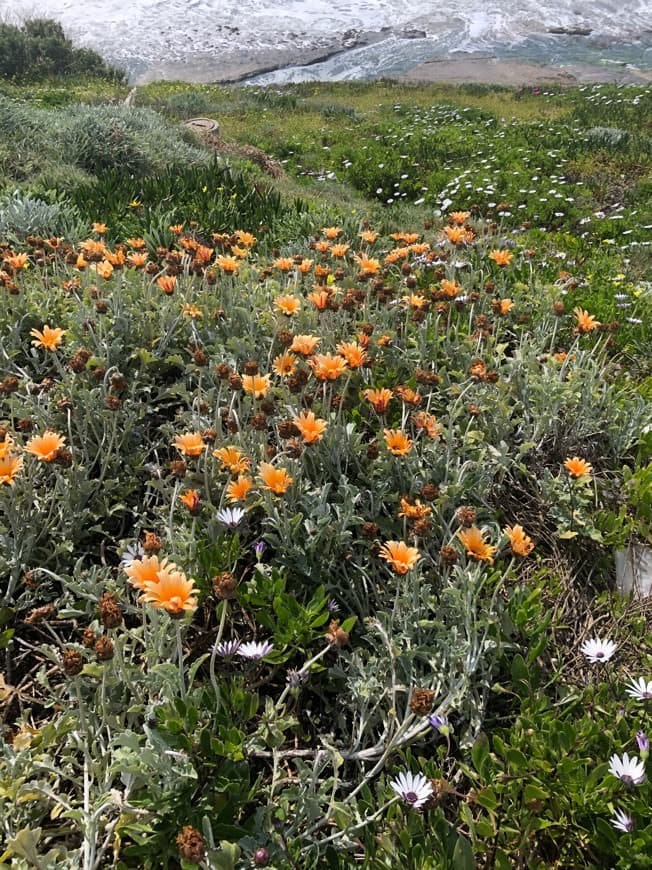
[62,649,84,676]
[176,826,205,864]
[98,592,123,629]
[212,571,238,600]
[143,531,162,554]
[94,636,115,661]
[409,688,436,716]
[325,619,349,648]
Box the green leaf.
[451,834,475,870]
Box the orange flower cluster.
[125,554,198,616]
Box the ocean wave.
[8,0,652,78]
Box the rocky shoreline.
[134,31,652,88]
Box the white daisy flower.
[611,808,635,832]
[216,507,246,528]
[389,770,433,809]
[119,542,144,568]
[608,753,646,785]
[237,640,274,660]
[580,636,617,663]
[215,640,240,657]
[626,677,652,701]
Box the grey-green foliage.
[57,103,210,175]
[0,97,210,191]
[585,126,631,149]
[0,191,83,240]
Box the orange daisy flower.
[297,259,313,274]
[359,230,379,243]
[449,211,470,225]
[273,257,294,272]
[92,222,107,234]
[458,527,498,564]
[378,540,421,574]
[141,569,199,616]
[96,260,114,280]
[503,524,535,557]
[182,304,202,319]
[293,410,328,444]
[30,325,66,351]
[4,252,29,270]
[413,411,441,439]
[495,298,514,315]
[307,289,331,310]
[225,474,253,502]
[179,489,202,513]
[0,453,23,486]
[310,353,348,381]
[488,249,513,267]
[157,275,177,294]
[322,226,342,239]
[0,433,15,459]
[330,243,350,258]
[169,224,184,234]
[126,237,146,250]
[173,432,205,457]
[356,255,381,277]
[290,334,320,356]
[336,341,367,368]
[125,554,175,591]
[363,388,393,413]
[213,446,250,474]
[440,279,462,299]
[443,226,470,245]
[128,252,149,268]
[398,497,432,520]
[215,255,239,274]
[272,350,297,377]
[235,231,257,248]
[274,294,301,316]
[564,456,593,479]
[242,373,271,398]
[258,462,293,494]
[25,430,66,462]
[314,240,331,253]
[384,429,413,456]
[573,307,600,333]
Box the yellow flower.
[30,325,66,351]
[503,524,535,557]
[213,446,250,474]
[140,569,199,616]
[182,304,202,318]
[573,307,600,333]
[293,410,328,444]
[0,453,23,486]
[258,462,293,494]
[242,373,271,398]
[458,526,498,564]
[383,429,413,456]
[564,456,593,479]
[25,430,66,462]
[173,432,205,457]
[225,474,253,502]
[274,294,301,316]
[92,222,107,234]
[378,540,421,574]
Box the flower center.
[405,791,418,804]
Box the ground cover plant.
[0,78,650,868]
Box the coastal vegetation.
[0,67,650,868]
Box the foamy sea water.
[6,0,652,81]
